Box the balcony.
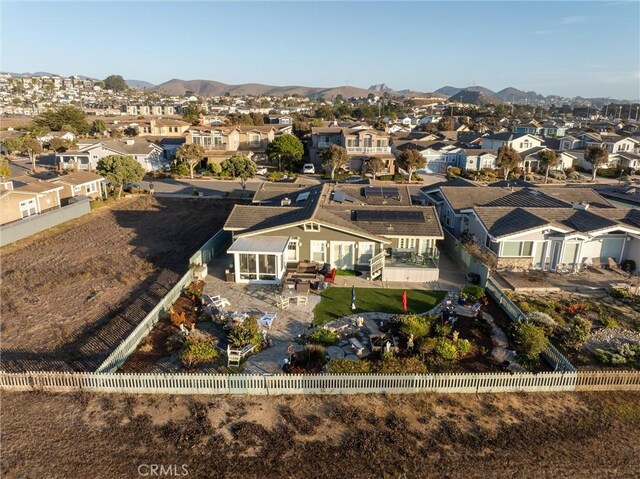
[318,141,337,148]
[346,146,391,154]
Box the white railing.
[369,251,385,280]
[2,370,638,395]
[346,146,391,154]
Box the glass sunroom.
[227,236,290,284]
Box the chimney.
[573,202,590,210]
[0,180,14,192]
[281,197,291,206]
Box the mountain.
[126,79,156,90]
[2,71,58,77]
[494,87,545,103]
[369,83,394,92]
[435,86,463,97]
[447,88,501,106]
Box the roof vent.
[281,197,291,206]
[573,202,590,210]
[125,139,135,145]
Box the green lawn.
[335,269,362,277]
[313,288,446,325]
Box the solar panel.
[296,192,310,202]
[363,187,400,199]
[355,210,423,223]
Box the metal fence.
[485,277,576,372]
[189,229,232,266]
[0,198,91,247]
[2,370,638,395]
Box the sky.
[2,1,640,99]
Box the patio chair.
[606,257,626,276]
[295,295,308,306]
[202,294,231,309]
[591,257,604,269]
[275,294,290,310]
[257,312,277,329]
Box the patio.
[497,267,640,294]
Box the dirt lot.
[1,391,639,478]
[0,196,238,372]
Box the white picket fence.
[2,370,639,395]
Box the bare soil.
[1,390,639,478]
[0,196,238,372]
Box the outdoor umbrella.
[402,290,408,312]
[351,285,357,310]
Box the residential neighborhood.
[1,1,639,478]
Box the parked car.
[302,163,315,174]
[123,182,140,192]
[255,166,268,175]
[344,175,365,184]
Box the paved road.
[139,177,264,197]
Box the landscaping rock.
[326,346,345,360]
[345,354,359,361]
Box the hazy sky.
[2,1,639,99]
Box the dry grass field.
[1,391,639,479]
[0,196,238,372]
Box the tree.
[437,116,455,131]
[109,128,123,138]
[175,143,205,179]
[2,136,24,155]
[0,156,11,178]
[97,155,145,198]
[21,138,43,172]
[512,321,547,360]
[249,112,264,126]
[33,106,89,135]
[538,149,561,184]
[584,145,609,181]
[265,134,304,172]
[90,120,106,136]
[366,156,385,180]
[49,137,73,153]
[103,75,127,92]
[495,145,521,179]
[181,103,204,125]
[220,154,257,192]
[320,144,349,180]
[397,149,426,182]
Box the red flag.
[402,290,408,311]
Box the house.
[518,147,575,172]
[0,176,63,225]
[394,141,461,175]
[184,126,260,167]
[138,119,191,137]
[237,125,276,153]
[421,181,639,272]
[223,182,444,284]
[513,121,542,135]
[309,126,395,174]
[481,133,543,152]
[48,171,105,205]
[56,138,164,172]
[37,131,76,145]
[461,150,497,171]
[266,115,293,125]
[577,132,637,154]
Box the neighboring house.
[185,126,259,166]
[421,181,639,272]
[56,138,164,172]
[394,141,461,175]
[0,176,63,225]
[223,183,444,284]
[461,150,498,171]
[481,133,543,152]
[265,115,292,125]
[37,131,76,144]
[237,125,276,153]
[138,119,191,137]
[48,171,105,205]
[618,152,640,171]
[512,121,542,135]
[309,126,395,174]
[577,132,637,154]
[518,147,575,172]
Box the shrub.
[567,302,587,317]
[417,337,437,356]
[378,355,427,374]
[327,359,373,374]
[609,288,630,299]
[512,320,547,360]
[228,316,263,349]
[171,162,189,177]
[460,285,486,302]
[399,314,433,341]
[454,338,473,356]
[433,323,452,337]
[446,166,461,178]
[179,341,218,368]
[170,311,187,327]
[434,338,459,362]
[528,311,558,333]
[292,344,328,372]
[564,317,591,349]
[601,315,619,329]
[206,161,221,175]
[594,345,639,366]
[307,328,339,346]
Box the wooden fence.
[2,370,638,395]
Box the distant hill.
[435,86,464,97]
[447,88,502,105]
[2,71,58,77]
[369,83,394,92]
[126,79,156,90]
[494,87,545,103]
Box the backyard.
[1,390,639,478]
[313,288,446,325]
[0,196,240,372]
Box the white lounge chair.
[257,312,277,329]
[275,294,290,310]
[202,294,231,309]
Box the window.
[239,254,257,280]
[86,182,97,194]
[303,222,320,232]
[502,241,534,257]
[258,254,276,280]
[398,238,417,249]
[249,133,260,146]
[19,199,37,218]
[310,240,326,263]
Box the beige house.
[309,126,395,174]
[237,125,276,152]
[0,177,63,225]
[139,119,191,137]
[48,171,105,205]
